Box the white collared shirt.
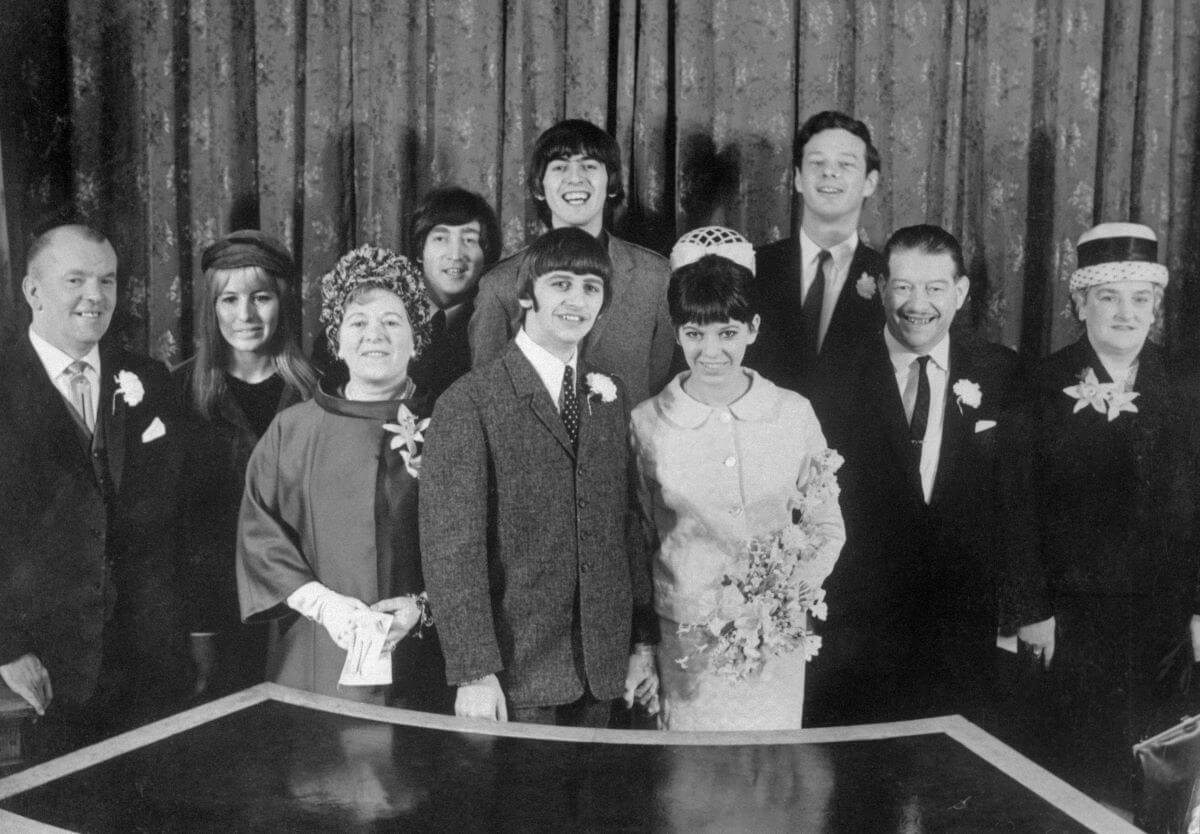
[884,328,950,504]
[798,227,859,350]
[28,326,101,428]
[515,328,577,412]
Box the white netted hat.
[1069,222,1168,291]
[669,226,756,276]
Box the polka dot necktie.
[560,365,580,446]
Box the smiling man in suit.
[468,119,674,406]
[807,224,1022,728]
[422,227,657,727]
[0,222,192,756]
[748,110,885,402]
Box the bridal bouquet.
[676,448,843,682]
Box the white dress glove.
[287,581,369,650]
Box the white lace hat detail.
[1069,222,1168,291]
[669,226,756,275]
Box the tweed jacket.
[813,332,1023,719]
[467,233,674,405]
[419,343,653,708]
[747,236,885,402]
[0,334,191,705]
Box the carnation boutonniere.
[855,272,877,300]
[113,370,145,412]
[1062,367,1139,422]
[585,372,617,414]
[383,404,430,478]
[952,378,982,413]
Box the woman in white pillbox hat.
[998,221,1200,815]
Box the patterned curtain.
[63,0,1200,364]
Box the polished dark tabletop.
[0,685,1131,833]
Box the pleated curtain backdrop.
[63,0,1200,365]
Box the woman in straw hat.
[998,222,1200,812]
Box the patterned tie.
[66,359,95,434]
[803,250,831,355]
[909,355,931,448]
[560,364,580,446]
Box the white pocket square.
[974,419,997,433]
[141,417,166,443]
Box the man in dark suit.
[0,222,192,756]
[468,119,674,406]
[748,111,885,401]
[406,186,501,404]
[421,228,657,727]
[807,224,1022,728]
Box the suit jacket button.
[577,498,587,509]
[580,564,590,574]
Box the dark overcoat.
[810,332,1023,724]
[419,344,654,709]
[0,334,191,709]
[467,234,674,406]
[747,236,885,402]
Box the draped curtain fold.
[61,0,1200,364]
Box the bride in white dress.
[631,228,845,731]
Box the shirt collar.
[798,227,859,272]
[28,326,101,380]
[515,328,577,393]
[884,327,951,375]
[656,369,779,429]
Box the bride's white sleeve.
[794,402,846,589]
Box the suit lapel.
[504,347,576,460]
[13,336,93,473]
[99,347,127,493]
[827,242,876,345]
[930,340,968,506]
[584,235,632,350]
[865,338,923,497]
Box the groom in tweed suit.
[421,228,657,727]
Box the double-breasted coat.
[419,344,655,709]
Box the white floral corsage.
[383,404,430,478]
[585,372,617,413]
[855,272,877,300]
[113,370,145,411]
[952,378,982,412]
[1063,367,1138,422]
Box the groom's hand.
[1017,616,1055,670]
[624,644,659,715]
[456,674,507,721]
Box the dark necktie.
[560,365,579,446]
[802,250,831,355]
[430,309,447,341]
[909,355,931,449]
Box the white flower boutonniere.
[113,370,145,411]
[855,272,877,300]
[952,379,982,412]
[585,373,617,413]
[383,404,430,478]
[1063,367,1139,422]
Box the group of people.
[0,110,1196,817]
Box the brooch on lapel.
[383,403,430,478]
[952,379,982,413]
[113,370,145,412]
[585,373,617,414]
[855,272,877,300]
[1063,367,1138,422]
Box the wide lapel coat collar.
[930,336,970,506]
[13,334,92,471]
[99,342,127,493]
[864,334,924,499]
[502,343,576,459]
